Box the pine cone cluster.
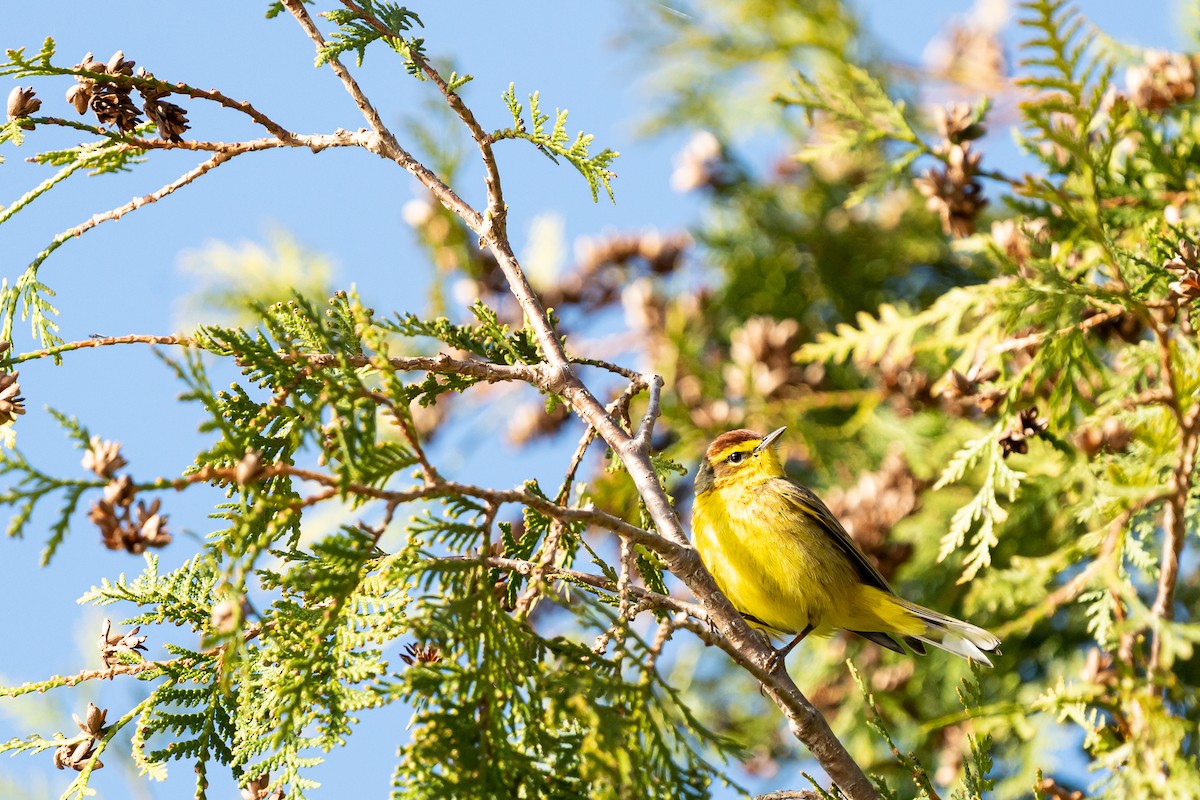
[723,316,806,401]
[53,703,108,772]
[241,772,285,800]
[821,449,921,582]
[98,618,147,668]
[998,406,1049,457]
[66,51,189,140]
[1164,240,1200,305]
[914,103,988,238]
[1126,50,1197,113]
[6,86,41,122]
[82,440,173,553]
[0,368,25,425]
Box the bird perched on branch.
[692,427,1000,666]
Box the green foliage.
[798,286,1001,373]
[0,37,58,77]
[317,2,424,68]
[952,675,996,800]
[0,409,100,564]
[625,0,1200,796]
[0,282,740,796]
[933,431,1026,582]
[497,85,619,202]
[780,62,932,207]
[400,521,734,799]
[386,299,543,366]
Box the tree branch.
[155,463,679,556]
[276,7,879,795]
[29,150,240,274]
[281,0,483,231]
[435,554,709,620]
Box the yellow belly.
[691,480,920,639]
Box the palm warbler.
[692,427,1000,665]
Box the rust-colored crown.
[704,429,762,460]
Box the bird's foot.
[764,624,814,674]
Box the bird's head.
[694,427,787,495]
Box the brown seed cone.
[6,86,41,121]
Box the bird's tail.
[896,598,1001,667]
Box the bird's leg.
[764,624,814,673]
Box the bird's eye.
[727,451,745,464]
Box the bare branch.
[31,150,240,272]
[282,0,483,230]
[10,334,193,364]
[336,0,508,237]
[157,463,679,556]
[23,124,363,155]
[437,554,709,621]
[633,374,664,453]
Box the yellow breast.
[692,478,860,636]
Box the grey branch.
[282,4,882,796]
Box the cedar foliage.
[1,2,1198,799]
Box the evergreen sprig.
[0,409,101,564]
[385,300,543,366]
[496,85,619,202]
[317,2,424,68]
[780,62,928,206]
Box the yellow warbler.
[692,427,1000,665]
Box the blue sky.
[0,1,1184,797]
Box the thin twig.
[1148,322,1200,671]
[512,507,571,619]
[33,150,239,271]
[282,0,481,229]
[20,124,365,155]
[337,0,509,237]
[556,421,600,506]
[436,554,708,620]
[2,623,264,699]
[363,388,441,484]
[479,500,500,561]
[13,337,546,390]
[555,379,650,505]
[569,356,642,381]
[993,510,1130,639]
[153,463,676,555]
[282,1,389,142]
[616,536,635,637]
[991,306,1129,355]
[632,375,664,453]
[28,63,297,141]
[10,334,193,364]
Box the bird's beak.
[753,426,787,454]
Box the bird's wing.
[774,478,895,594]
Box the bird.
[691,427,1001,666]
